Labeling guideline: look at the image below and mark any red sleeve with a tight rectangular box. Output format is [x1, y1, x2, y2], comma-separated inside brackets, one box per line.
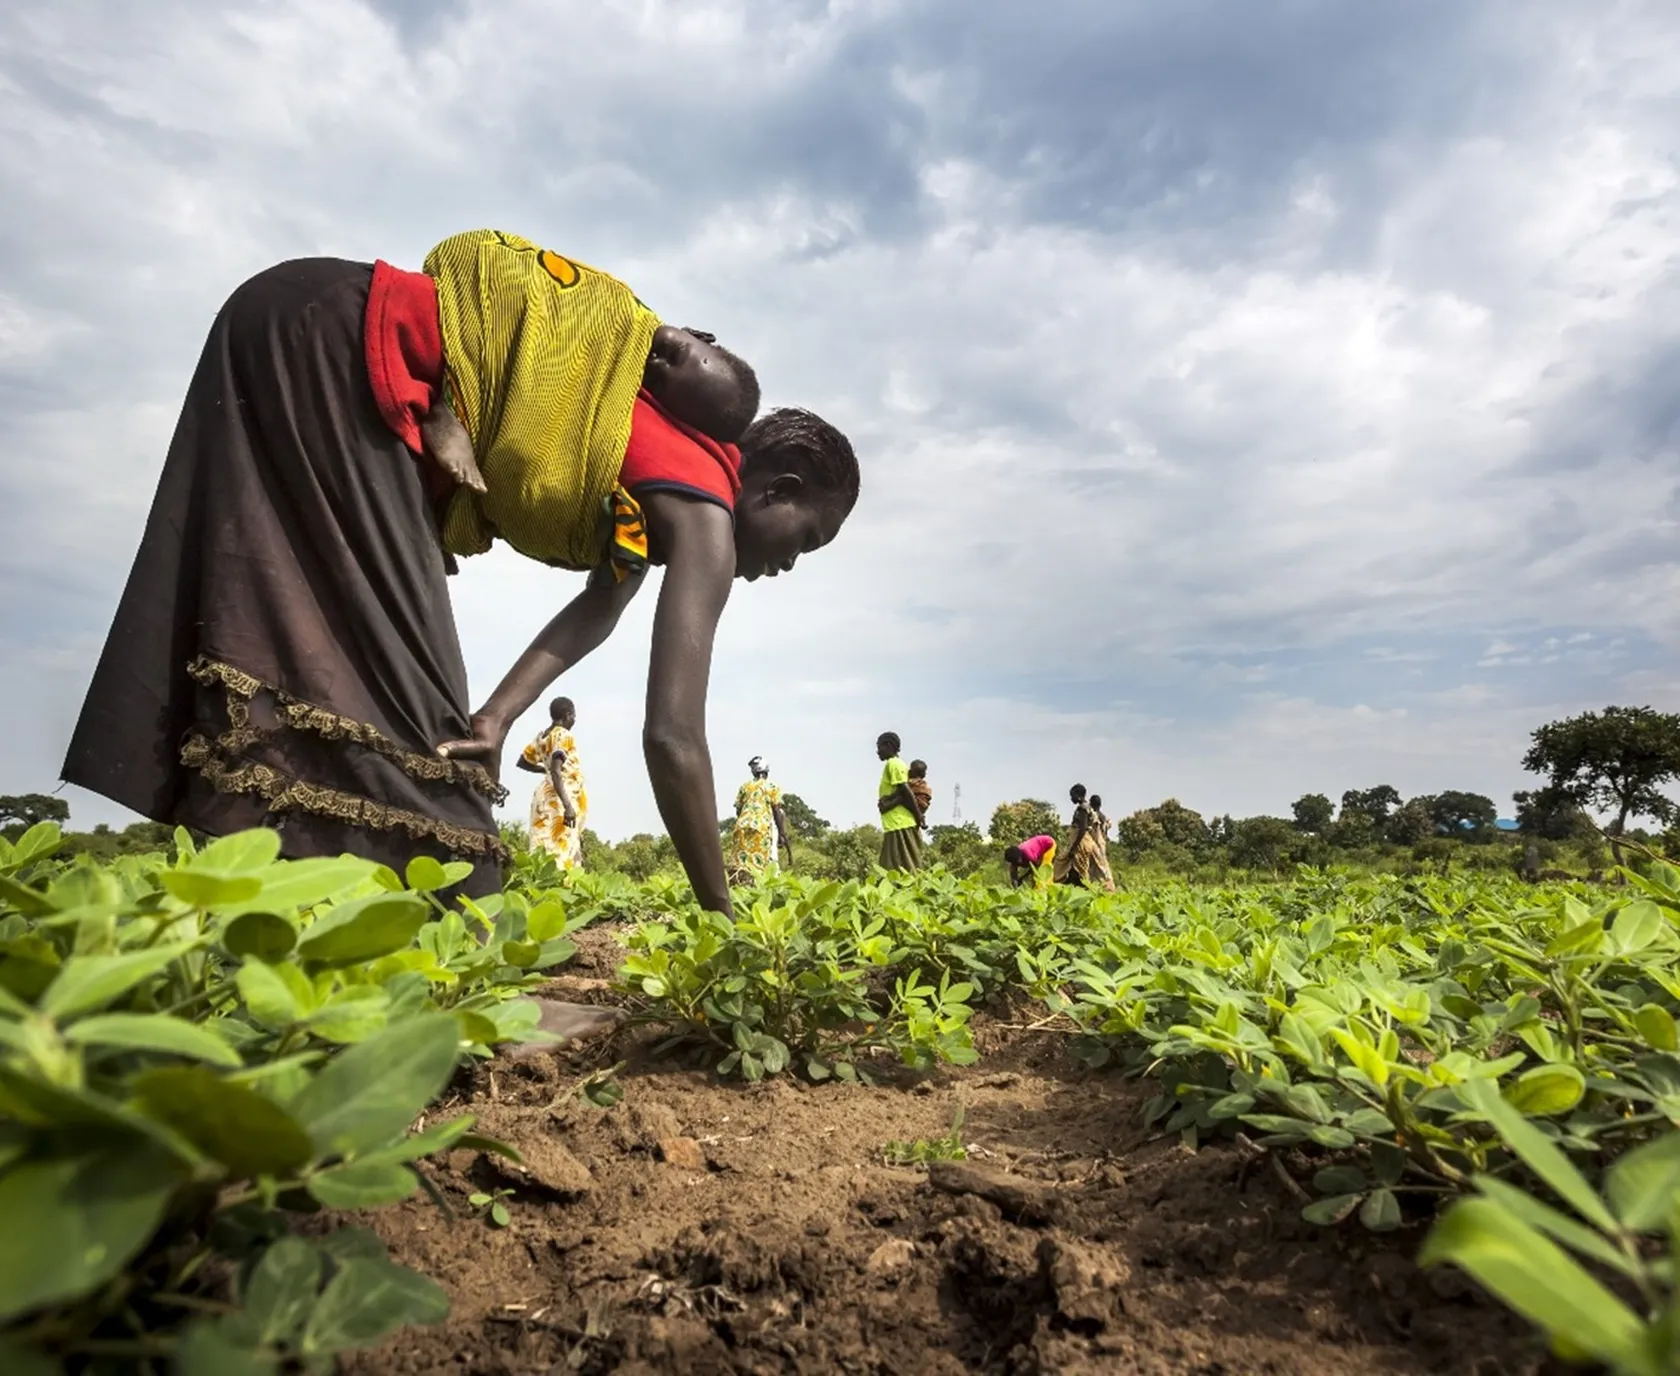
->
[618, 391, 743, 513]
[363, 260, 443, 453]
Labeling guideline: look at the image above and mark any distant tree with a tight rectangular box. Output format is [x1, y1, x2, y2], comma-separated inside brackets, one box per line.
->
[1523, 706, 1680, 864]
[1426, 790, 1498, 842]
[614, 833, 675, 881]
[579, 828, 610, 869]
[1512, 787, 1594, 840]
[1228, 816, 1301, 873]
[1115, 807, 1164, 857]
[1115, 799, 1209, 858]
[1385, 798, 1436, 846]
[928, 822, 989, 877]
[1331, 785, 1402, 847]
[820, 825, 884, 882]
[779, 793, 831, 841]
[1291, 793, 1335, 834]
[988, 799, 1061, 846]
[1151, 799, 1211, 853]
[1339, 785, 1401, 826]
[0, 793, 70, 833]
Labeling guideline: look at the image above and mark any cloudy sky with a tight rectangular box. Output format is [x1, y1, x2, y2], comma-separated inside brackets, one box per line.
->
[3, 0, 1677, 841]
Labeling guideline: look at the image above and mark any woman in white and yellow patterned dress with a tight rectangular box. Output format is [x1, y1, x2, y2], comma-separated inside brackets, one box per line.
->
[725, 756, 793, 884]
[516, 697, 588, 868]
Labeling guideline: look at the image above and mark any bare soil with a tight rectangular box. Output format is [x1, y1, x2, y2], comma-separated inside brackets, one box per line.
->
[343, 924, 1562, 1375]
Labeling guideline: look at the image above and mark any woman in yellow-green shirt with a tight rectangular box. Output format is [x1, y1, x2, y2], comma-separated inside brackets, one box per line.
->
[875, 731, 925, 872]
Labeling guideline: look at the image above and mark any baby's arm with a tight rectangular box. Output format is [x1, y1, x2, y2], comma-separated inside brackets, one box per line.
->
[419, 399, 486, 494]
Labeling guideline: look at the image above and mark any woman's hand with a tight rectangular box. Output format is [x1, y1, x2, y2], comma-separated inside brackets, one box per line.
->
[436, 712, 509, 783]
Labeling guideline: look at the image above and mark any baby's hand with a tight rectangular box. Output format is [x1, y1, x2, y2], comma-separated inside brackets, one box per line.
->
[420, 400, 486, 494]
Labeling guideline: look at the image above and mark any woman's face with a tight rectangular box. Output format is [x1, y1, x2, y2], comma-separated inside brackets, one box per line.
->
[733, 474, 847, 582]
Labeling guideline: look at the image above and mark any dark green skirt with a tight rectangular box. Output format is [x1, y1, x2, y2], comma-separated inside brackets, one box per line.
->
[879, 825, 924, 873]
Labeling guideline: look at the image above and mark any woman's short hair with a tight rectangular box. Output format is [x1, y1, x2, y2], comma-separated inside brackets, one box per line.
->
[877, 731, 901, 754]
[740, 407, 859, 515]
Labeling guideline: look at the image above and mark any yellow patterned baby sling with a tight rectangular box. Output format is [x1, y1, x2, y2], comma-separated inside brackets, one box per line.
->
[424, 230, 661, 568]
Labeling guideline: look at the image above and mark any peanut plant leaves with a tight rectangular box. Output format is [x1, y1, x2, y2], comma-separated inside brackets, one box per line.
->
[0, 1145, 181, 1324]
[1419, 1198, 1655, 1375]
[133, 1066, 315, 1178]
[300, 1257, 449, 1354]
[287, 1016, 461, 1159]
[296, 896, 430, 968]
[242, 1236, 321, 1346]
[66, 1013, 241, 1067]
[40, 943, 198, 1020]
[223, 911, 297, 962]
[1458, 1079, 1616, 1231]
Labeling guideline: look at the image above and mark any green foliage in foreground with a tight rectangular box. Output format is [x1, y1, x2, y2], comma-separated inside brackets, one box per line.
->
[618, 861, 1680, 1366]
[9, 811, 1680, 1372]
[0, 823, 580, 1372]
[1421, 1079, 1680, 1375]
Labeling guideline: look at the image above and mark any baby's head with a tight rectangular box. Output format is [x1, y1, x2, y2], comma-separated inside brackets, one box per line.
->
[644, 325, 760, 443]
[1089, 793, 1102, 811]
[909, 759, 928, 780]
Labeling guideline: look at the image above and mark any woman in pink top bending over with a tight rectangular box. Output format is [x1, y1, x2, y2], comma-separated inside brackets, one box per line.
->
[1004, 834, 1057, 888]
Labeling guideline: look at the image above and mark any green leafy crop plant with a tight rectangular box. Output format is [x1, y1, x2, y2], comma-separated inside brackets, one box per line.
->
[619, 878, 980, 1081]
[0, 822, 581, 1372]
[619, 861, 1680, 1366]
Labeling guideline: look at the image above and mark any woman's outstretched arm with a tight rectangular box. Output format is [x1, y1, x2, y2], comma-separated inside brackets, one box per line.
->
[437, 569, 644, 777]
[638, 492, 735, 914]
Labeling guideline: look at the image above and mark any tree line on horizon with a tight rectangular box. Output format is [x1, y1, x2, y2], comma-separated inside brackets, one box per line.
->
[9, 704, 1678, 882]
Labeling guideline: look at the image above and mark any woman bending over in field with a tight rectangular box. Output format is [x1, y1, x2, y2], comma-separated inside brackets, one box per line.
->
[64, 228, 858, 912]
[1005, 834, 1057, 888]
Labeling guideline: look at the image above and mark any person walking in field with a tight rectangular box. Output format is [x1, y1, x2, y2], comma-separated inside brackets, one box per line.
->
[1087, 792, 1117, 891]
[1054, 783, 1108, 888]
[516, 697, 587, 869]
[1004, 833, 1057, 887]
[875, 732, 924, 872]
[725, 755, 793, 884]
[61, 227, 858, 912]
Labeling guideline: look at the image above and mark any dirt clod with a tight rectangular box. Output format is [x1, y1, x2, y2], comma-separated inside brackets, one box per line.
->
[927, 1159, 1058, 1224]
[628, 1101, 684, 1147]
[865, 1238, 918, 1279]
[656, 1137, 706, 1172]
[486, 1132, 592, 1198]
[1039, 1235, 1127, 1332]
